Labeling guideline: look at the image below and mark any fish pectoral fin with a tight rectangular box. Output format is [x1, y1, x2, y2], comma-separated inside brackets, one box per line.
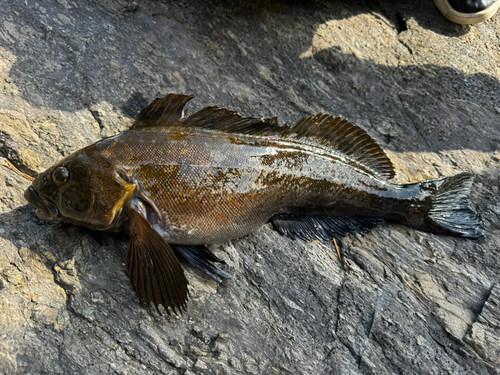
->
[126, 209, 189, 314]
[130, 93, 194, 129]
[270, 215, 384, 241]
[171, 244, 231, 283]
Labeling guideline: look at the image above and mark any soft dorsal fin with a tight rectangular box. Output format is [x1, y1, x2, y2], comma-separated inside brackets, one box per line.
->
[130, 93, 194, 130]
[287, 114, 395, 180]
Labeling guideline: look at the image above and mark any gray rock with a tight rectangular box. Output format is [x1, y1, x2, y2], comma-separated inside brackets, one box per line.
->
[0, 0, 499, 374]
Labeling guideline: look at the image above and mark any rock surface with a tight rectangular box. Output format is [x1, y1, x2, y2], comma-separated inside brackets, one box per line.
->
[1, 0, 500, 374]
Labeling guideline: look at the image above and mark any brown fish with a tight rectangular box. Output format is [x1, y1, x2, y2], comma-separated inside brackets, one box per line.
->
[24, 94, 483, 312]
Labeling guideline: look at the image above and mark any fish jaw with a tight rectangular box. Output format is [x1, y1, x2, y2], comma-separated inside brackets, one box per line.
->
[24, 186, 61, 222]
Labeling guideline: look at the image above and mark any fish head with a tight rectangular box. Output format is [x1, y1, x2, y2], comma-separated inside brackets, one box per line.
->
[24, 145, 136, 231]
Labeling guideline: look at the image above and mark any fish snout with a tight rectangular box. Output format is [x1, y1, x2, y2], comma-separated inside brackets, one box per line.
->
[24, 186, 60, 221]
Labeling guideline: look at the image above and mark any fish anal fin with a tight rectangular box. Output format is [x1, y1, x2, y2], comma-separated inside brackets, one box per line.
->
[270, 215, 383, 241]
[131, 93, 194, 130]
[126, 209, 189, 313]
[171, 244, 231, 283]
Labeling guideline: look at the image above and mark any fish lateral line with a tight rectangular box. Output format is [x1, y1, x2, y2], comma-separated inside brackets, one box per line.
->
[131, 94, 395, 180]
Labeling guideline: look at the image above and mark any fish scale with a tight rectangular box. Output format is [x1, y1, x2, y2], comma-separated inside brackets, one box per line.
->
[97, 126, 396, 244]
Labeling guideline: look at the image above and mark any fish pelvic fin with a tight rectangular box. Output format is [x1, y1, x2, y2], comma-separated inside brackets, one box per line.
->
[418, 173, 483, 239]
[270, 215, 383, 241]
[171, 244, 231, 283]
[126, 209, 189, 314]
[131, 93, 194, 130]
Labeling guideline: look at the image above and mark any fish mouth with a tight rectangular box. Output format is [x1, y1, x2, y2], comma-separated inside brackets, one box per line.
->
[24, 186, 60, 221]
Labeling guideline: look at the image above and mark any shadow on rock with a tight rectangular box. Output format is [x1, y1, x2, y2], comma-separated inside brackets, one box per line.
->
[0, 0, 497, 158]
[0, 205, 134, 311]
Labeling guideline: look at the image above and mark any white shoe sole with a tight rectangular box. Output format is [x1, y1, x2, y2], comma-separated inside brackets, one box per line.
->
[433, 0, 500, 24]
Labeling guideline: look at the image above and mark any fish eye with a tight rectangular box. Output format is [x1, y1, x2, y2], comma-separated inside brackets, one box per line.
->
[53, 166, 70, 184]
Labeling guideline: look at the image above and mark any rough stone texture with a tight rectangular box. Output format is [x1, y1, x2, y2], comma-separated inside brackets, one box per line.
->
[1, 0, 499, 374]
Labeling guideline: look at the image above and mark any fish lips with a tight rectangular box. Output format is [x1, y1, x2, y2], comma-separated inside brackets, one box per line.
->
[24, 186, 60, 221]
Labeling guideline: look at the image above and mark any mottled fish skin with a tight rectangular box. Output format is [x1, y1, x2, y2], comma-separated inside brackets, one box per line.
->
[23, 93, 483, 311]
[93, 127, 414, 244]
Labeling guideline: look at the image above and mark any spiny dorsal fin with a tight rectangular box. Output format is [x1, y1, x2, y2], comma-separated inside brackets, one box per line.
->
[131, 93, 194, 130]
[179, 106, 280, 135]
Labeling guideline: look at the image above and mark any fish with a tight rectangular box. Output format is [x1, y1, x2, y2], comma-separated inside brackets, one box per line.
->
[24, 93, 483, 312]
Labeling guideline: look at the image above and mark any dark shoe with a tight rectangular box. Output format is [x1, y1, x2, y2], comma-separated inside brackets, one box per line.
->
[434, 0, 500, 24]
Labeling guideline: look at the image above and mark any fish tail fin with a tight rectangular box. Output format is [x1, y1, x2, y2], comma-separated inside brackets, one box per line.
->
[416, 173, 483, 238]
